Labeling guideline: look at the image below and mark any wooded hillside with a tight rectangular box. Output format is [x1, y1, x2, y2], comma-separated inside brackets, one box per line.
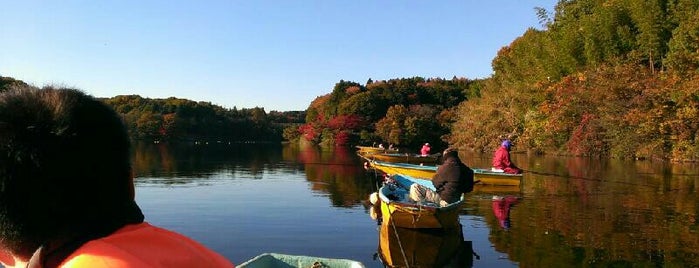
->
[450, 0, 699, 161]
[296, 0, 699, 161]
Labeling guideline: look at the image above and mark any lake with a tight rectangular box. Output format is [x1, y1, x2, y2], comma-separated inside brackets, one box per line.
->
[131, 142, 698, 267]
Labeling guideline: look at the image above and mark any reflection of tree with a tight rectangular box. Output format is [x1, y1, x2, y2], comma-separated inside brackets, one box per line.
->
[131, 142, 288, 185]
[484, 155, 699, 267]
[293, 143, 378, 207]
[133, 141, 378, 207]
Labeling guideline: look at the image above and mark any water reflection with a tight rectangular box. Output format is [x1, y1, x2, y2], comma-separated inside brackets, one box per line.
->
[132, 142, 380, 208]
[491, 195, 519, 230]
[131, 143, 699, 266]
[132, 142, 288, 181]
[377, 224, 476, 267]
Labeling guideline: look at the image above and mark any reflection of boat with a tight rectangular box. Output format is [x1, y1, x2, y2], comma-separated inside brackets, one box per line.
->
[472, 184, 521, 193]
[378, 224, 475, 268]
[473, 168, 523, 186]
[368, 159, 437, 180]
[355, 145, 398, 154]
[363, 152, 440, 165]
[238, 253, 365, 268]
[377, 174, 462, 229]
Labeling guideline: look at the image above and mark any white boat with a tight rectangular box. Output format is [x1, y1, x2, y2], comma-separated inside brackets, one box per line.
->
[238, 253, 365, 268]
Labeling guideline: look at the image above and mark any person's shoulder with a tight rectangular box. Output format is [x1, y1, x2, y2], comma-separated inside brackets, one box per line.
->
[65, 223, 234, 267]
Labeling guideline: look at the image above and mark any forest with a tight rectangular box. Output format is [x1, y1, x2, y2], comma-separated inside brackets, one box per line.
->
[3, 0, 699, 161]
[0, 76, 305, 143]
[291, 0, 699, 161]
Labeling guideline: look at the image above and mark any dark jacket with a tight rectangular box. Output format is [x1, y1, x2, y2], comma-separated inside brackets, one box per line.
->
[431, 151, 474, 203]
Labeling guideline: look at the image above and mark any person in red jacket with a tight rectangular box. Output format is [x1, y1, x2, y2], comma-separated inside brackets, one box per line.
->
[420, 143, 431, 156]
[491, 140, 522, 174]
[0, 86, 233, 268]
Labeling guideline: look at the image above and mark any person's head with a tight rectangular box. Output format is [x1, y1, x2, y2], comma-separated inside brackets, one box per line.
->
[501, 140, 512, 150]
[0, 85, 141, 258]
[441, 148, 461, 163]
[424, 143, 430, 147]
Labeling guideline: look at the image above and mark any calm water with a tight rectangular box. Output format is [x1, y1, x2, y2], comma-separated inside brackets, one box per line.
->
[131, 142, 699, 267]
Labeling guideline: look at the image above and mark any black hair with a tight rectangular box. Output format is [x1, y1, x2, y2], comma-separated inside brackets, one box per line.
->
[0, 85, 142, 258]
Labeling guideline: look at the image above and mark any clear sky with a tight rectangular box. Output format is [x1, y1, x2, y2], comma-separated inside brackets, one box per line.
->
[0, 0, 557, 112]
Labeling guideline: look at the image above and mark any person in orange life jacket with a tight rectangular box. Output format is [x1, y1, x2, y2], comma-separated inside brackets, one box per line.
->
[0, 86, 233, 268]
[409, 148, 474, 206]
[491, 140, 522, 174]
[420, 143, 431, 156]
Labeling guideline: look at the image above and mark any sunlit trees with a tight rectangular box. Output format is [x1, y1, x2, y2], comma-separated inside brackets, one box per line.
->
[449, 0, 699, 161]
[297, 77, 473, 148]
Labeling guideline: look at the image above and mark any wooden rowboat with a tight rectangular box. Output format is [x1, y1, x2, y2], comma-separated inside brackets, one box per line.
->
[377, 174, 462, 229]
[368, 159, 438, 180]
[473, 168, 523, 186]
[238, 253, 365, 268]
[355, 145, 398, 154]
[364, 152, 440, 165]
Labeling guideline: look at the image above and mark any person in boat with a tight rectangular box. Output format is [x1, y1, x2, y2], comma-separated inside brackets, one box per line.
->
[420, 143, 431, 156]
[0, 86, 233, 268]
[491, 140, 522, 174]
[409, 148, 474, 206]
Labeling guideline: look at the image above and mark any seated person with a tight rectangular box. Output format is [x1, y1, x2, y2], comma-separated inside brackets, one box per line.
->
[0, 86, 233, 268]
[420, 143, 431, 156]
[492, 140, 522, 174]
[409, 148, 474, 206]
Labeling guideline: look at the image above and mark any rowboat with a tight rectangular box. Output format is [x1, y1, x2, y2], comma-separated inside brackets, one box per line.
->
[473, 168, 523, 186]
[378, 224, 474, 268]
[375, 174, 462, 229]
[238, 253, 365, 268]
[363, 152, 440, 165]
[355, 145, 398, 154]
[368, 159, 437, 180]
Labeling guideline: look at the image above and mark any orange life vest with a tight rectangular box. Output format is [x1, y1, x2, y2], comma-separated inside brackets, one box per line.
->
[59, 222, 234, 267]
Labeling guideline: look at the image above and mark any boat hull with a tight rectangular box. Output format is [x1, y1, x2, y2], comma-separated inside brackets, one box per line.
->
[473, 168, 523, 186]
[238, 253, 365, 268]
[378, 174, 462, 229]
[366, 153, 439, 165]
[369, 160, 437, 180]
[355, 146, 398, 154]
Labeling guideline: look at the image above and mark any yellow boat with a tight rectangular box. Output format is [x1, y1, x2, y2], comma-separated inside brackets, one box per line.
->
[368, 160, 438, 180]
[355, 145, 398, 154]
[473, 168, 523, 186]
[377, 174, 462, 229]
[364, 152, 440, 165]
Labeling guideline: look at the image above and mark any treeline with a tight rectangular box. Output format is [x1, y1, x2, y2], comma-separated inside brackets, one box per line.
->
[0, 77, 306, 143]
[103, 95, 305, 143]
[285, 77, 480, 150]
[292, 0, 699, 161]
[450, 0, 699, 161]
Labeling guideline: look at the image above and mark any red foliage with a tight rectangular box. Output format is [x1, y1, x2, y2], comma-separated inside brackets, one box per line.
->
[334, 131, 350, 146]
[326, 115, 363, 130]
[567, 113, 607, 156]
[298, 124, 319, 142]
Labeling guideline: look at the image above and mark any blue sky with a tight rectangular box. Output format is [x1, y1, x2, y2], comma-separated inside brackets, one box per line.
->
[0, 1, 557, 112]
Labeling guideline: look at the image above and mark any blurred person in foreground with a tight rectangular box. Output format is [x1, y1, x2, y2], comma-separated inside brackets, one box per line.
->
[0, 85, 234, 268]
